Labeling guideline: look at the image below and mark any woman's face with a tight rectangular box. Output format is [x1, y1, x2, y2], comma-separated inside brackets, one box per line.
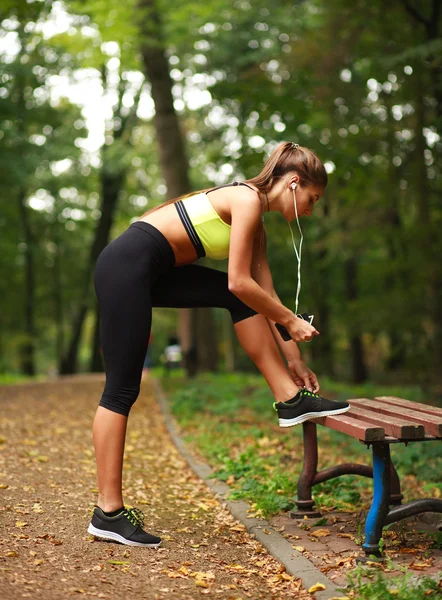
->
[292, 183, 324, 219]
[286, 177, 325, 221]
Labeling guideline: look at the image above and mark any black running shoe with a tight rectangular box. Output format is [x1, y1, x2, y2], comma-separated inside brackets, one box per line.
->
[88, 506, 161, 547]
[274, 388, 350, 427]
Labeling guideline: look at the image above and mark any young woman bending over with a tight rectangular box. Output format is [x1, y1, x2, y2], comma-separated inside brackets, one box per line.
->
[88, 142, 350, 547]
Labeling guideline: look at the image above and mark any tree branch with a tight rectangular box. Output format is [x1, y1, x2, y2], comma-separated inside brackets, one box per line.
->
[400, 0, 430, 29]
[431, 0, 440, 37]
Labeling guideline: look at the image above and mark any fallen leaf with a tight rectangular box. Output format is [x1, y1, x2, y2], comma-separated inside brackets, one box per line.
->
[15, 521, 28, 528]
[293, 546, 305, 553]
[229, 525, 245, 532]
[5, 551, 19, 557]
[410, 560, 433, 570]
[0, 484, 9, 489]
[308, 582, 326, 593]
[226, 564, 246, 571]
[107, 560, 130, 565]
[311, 528, 331, 538]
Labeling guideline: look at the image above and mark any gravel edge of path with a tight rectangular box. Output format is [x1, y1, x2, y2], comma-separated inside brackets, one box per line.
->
[152, 377, 342, 600]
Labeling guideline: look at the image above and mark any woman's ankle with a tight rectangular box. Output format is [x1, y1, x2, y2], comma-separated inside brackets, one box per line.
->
[275, 386, 300, 403]
[97, 496, 125, 513]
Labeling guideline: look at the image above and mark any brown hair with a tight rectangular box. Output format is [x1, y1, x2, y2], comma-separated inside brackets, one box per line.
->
[245, 141, 328, 192]
[140, 141, 327, 218]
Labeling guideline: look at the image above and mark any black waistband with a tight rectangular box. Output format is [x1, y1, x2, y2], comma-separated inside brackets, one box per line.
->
[129, 221, 176, 266]
[175, 201, 206, 259]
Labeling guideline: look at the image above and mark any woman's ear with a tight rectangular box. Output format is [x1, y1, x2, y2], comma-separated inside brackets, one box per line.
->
[289, 175, 300, 190]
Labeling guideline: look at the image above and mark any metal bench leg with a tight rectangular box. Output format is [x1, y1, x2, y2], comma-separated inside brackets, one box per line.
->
[291, 421, 321, 518]
[362, 443, 391, 558]
[390, 461, 403, 505]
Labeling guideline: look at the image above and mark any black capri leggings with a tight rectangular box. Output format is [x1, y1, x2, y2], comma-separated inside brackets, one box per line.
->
[94, 222, 257, 416]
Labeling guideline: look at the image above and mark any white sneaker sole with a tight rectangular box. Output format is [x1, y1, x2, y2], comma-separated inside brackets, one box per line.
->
[87, 523, 161, 548]
[278, 405, 350, 428]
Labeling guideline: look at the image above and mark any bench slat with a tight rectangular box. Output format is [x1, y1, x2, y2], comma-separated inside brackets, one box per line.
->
[311, 413, 385, 442]
[349, 399, 442, 437]
[375, 396, 442, 418]
[347, 405, 424, 439]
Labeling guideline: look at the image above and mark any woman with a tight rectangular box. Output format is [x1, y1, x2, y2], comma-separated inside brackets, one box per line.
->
[88, 142, 350, 547]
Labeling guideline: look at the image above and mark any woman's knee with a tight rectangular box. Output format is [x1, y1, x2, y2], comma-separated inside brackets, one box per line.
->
[229, 299, 258, 324]
[98, 382, 140, 417]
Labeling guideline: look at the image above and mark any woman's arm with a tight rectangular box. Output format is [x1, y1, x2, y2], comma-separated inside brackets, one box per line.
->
[228, 190, 318, 343]
[250, 223, 302, 360]
[250, 224, 320, 391]
[228, 192, 293, 325]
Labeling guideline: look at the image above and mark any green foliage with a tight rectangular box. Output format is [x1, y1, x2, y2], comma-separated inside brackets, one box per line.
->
[345, 564, 442, 600]
[1, 0, 442, 381]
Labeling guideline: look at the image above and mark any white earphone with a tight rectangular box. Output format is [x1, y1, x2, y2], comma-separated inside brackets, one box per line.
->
[288, 180, 303, 315]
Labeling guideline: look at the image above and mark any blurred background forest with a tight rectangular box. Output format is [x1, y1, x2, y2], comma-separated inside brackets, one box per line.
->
[1, 0, 441, 389]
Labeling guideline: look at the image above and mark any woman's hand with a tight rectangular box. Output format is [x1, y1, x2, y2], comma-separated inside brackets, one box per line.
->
[286, 315, 319, 343]
[287, 358, 320, 393]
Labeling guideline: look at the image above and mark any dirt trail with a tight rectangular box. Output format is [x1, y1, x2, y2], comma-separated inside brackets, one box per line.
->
[0, 376, 311, 599]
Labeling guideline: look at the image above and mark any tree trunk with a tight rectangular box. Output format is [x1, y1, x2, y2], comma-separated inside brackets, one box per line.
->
[17, 188, 36, 376]
[222, 311, 235, 372]
[89, 303, 103, 372]
[59, 171, 124, 374]
[383, 92, 407, 371]
[53, 220, 64, 372]
[15, 22, 36, 376]
[345, 256, 367, 383]
[194, 308, 219, 371]
[401, 0, 442, 378]
[310, 203, 334, 376]
[138, 0, 218, 375]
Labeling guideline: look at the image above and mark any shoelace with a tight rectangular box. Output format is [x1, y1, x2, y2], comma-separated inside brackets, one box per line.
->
[273, 388, 321, 411]
[124, 507, 145, 528]
[300, 388, 321, 399]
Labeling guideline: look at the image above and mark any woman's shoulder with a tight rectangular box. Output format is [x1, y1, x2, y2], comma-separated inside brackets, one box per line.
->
[229, 182, 261, 210]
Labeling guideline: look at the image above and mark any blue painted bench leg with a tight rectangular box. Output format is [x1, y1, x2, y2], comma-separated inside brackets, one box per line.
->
[362, 443, 391, 557]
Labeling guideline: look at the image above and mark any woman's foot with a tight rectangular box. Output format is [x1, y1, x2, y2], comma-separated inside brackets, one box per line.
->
[274, 388, 350, 427]
[88, 506, 161, 547]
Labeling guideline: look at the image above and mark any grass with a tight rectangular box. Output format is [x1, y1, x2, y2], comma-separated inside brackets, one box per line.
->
[0, 373, 46, 385]
[344, 563, 441, 599]
[159, 371, 442, 518]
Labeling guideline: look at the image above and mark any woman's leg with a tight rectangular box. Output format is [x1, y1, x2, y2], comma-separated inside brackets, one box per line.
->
[152, 265, 299, 402]
[93, 228, 160, 513]
[234, 314, 299, 402]
[92, 408, 127, 512]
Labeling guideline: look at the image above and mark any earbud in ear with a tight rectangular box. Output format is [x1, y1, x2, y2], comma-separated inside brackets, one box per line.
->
[291, 182, 297, 191]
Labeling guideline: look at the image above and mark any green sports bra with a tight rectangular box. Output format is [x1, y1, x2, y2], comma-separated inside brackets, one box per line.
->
[175, 182, 255, 260]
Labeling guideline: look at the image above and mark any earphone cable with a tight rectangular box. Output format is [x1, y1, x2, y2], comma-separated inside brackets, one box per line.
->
[288, 188, 303, 315]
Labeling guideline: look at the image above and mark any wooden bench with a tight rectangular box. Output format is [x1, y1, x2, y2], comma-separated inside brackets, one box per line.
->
[291, 396, 442, 558]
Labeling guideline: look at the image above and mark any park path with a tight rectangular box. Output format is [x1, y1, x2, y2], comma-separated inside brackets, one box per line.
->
[0, 375, 311, 600]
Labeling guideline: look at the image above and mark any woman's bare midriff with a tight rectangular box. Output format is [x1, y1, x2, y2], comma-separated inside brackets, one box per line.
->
[137, 186, 255, 265]
[137, 203, 198, 266]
